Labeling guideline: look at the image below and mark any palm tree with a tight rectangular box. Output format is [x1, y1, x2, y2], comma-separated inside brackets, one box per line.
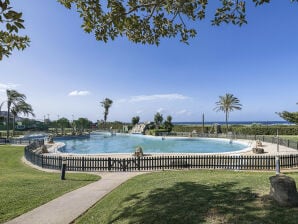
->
[6, 90, 26, 138]
[0, 101, 5, 123]
[56, 117, 70, 135]
[11, 100, 35, 136]
[132, 116, 140, 126]
[164, 115, 173, 132]
[214, 93, 242, 132]
[100, 98, 113, 128]
[154, 112, 163, 129]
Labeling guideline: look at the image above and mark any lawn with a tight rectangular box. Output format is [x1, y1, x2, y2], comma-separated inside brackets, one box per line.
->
[75, 170, 298, 224]
[0, 145, 100, 223]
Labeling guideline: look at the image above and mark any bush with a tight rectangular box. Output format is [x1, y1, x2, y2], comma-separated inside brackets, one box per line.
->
[231, 126, 298, 135]
[171, 125, 298, 136]
[172, 126, 208, 133]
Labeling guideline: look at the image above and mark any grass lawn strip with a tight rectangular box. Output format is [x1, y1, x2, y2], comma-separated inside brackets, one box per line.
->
[0, 145, 100, 223]
[76, 170, 298, 224]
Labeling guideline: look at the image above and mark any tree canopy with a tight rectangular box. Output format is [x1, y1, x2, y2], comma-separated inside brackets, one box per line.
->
[57, 0, 298, 45]
[100, 98, 113, 125]
[132, 116, 140, 125]
[0, 0, 29, 60]
[154, 112, 163, 127]
[214, 93, 242, 131]
[164, 115, 173, 132]
[2, 0, 298, 59]
[4, 89, 31, 138]
[277, 111, 298, 125]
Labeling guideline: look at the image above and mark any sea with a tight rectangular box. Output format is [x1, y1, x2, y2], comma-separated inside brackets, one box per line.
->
[173, 121, 293, 126]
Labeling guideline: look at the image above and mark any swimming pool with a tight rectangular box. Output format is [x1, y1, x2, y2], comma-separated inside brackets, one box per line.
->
[57, 132, 248, 154]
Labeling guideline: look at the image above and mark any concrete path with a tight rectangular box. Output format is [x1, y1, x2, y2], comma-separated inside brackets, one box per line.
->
[6, 172, 145, 224]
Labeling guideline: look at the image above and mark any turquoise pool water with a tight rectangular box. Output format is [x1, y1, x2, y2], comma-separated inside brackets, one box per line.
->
[57, 132, 248, 154]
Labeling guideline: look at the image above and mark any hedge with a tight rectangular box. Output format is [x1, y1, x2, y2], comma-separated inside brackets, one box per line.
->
[172, 125, 298, 135]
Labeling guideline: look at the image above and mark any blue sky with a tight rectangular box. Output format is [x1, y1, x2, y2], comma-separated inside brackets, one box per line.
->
[1, 1, 298, 123]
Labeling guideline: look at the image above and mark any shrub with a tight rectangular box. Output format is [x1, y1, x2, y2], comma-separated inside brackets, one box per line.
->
[231, 126, 298, 135]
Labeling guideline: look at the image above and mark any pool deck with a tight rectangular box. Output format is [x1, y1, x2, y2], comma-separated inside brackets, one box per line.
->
[45, 138, 298, 158]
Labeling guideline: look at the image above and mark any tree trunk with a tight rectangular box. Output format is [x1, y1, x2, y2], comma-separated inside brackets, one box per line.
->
[6, 103, 10, 139]
[12, 115, 15, 137]
[225, 111, 228, 133]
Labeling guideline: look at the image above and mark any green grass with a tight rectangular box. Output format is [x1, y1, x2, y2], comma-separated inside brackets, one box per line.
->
[76, 170, 298, 224]
[0, 145, 100, 223]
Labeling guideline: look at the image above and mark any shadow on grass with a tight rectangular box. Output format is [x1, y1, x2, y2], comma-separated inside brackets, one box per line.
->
[111, 181, 298, 224]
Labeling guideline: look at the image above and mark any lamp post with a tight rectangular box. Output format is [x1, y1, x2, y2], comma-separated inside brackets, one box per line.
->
[61, 158, 67, 180]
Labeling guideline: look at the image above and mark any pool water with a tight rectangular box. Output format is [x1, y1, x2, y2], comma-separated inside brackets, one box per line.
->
[57, 132, 248, 154]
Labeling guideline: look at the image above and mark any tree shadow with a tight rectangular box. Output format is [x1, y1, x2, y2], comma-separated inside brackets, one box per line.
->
[110, 181, 298, 224]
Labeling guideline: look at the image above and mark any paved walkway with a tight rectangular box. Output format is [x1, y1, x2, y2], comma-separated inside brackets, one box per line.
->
[6, 172, 145, 224]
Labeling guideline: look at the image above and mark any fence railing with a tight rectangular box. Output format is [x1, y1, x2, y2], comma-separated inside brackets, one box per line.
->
[10, 138, 45, 145]
[25, 150, 298, 172]
[24, 134, 298, 172]
[0, 137, 7, 144]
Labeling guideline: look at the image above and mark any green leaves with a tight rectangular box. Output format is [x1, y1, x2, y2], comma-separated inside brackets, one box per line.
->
[0, 0, 30, 60]
[0, 31, 30, 60]
[277, 111, 298, 125]
[57, 0, 210, 45]
[1, 0, 297, 59]
[212, 0, 248, 26]
[57, 0, 283, 45]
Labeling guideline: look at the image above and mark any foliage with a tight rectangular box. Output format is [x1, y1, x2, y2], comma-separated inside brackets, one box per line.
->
[232, 125, 298, 135]
[172, 124, 298, 136]
[172, 125, 206, 133]
[57, 0, 297, 45]
[164, 115, 173, 132]
[277, 111, 298, 125]
[214, 93, 242, 131]
[100, 98, 113, 126]
[0, 145, 99, 223]
[131, 116, 140, 125]
[2, 1, 298, 58]
[97, 121, 125, 130]
[4, 89, 29, 138]
[279, 135, 298, 142]
[154, 112, 163, 127]
[17, 118, 47, 131]
[146, 128, 168, 136]
[73, 117, 91, 132]
[75, 170, 298, 224]
[56, 117, 70, 134]
[10, 100, 34, 136]
[0, 0, 30, 60]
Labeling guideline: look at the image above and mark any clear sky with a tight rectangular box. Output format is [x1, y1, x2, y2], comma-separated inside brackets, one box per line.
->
[1, 1, 298, 123]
